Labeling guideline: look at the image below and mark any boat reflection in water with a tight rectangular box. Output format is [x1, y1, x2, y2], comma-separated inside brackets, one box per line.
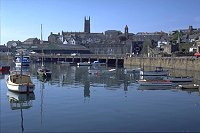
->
[84, 80, 90, 97]
[7, 91, 35, 132]
[137, 84, 173, 90]
[177, 83, 200, 95]
[37, 75, 51, 83]
[37, 74, 51, 125]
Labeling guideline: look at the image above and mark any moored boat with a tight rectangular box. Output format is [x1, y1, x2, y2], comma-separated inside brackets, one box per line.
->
[164, 76, 193, 82]
[6, 71, 35, 93]
[138, 85, 173, 90]
[178, 84, 199, 90]
[140, 67, 169, 76]
[37, 24, 52, 79]
[91, 61, 106, 66]
[37, 65, 52, 78]
[14, 55, 30, 67]
[77, 62, 92, 66]
[88, 68, 116, 75]
[0, 65, 10, 74]
[138, 79, 172, 86]
[124, 68, 141, 74]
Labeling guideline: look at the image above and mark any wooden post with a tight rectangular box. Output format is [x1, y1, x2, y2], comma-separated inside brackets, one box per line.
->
[116, 59, 118, 67]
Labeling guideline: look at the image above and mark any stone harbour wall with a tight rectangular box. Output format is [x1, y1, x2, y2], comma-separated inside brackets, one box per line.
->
[124, 57, 200, 71]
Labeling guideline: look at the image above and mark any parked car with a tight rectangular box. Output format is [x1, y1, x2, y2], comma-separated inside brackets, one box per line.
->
[71, 53, 80, 56]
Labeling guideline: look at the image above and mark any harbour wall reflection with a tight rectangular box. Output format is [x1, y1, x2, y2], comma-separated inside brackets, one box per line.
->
[4, 61, 200, 95]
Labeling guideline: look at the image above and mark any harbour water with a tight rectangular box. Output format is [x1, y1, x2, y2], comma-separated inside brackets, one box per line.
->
[1, 60, 200, 132]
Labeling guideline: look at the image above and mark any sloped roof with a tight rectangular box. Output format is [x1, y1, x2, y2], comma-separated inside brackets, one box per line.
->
[24, 38, 38, 42]
[31, 44, 89, 51]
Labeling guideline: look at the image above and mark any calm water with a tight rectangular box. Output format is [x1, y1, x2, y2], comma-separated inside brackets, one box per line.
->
[1, 60, 200, 132]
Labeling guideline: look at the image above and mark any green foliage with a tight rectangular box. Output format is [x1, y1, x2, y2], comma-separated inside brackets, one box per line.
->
[170, 30, 183, 42]
[179, 43, 193, 52]
[141, 39, 153, 55]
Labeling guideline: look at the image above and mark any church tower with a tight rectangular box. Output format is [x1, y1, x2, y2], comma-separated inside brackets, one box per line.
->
[125, 25, 129, 38]
[84, 16, 90, 33]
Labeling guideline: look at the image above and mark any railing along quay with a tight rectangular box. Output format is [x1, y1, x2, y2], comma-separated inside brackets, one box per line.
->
[29, 53, 200, 70]
[30, 54, 126, 66]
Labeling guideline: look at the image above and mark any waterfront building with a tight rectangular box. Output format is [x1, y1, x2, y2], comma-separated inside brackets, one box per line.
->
[47, 16, 171, 55]
[0, 45, 10, 52]
[23, 38, 40, 45]
[196, 38, 200, 53]
[48, 32, 63, 44]
[6, 15, 200, 57]
[7, 40, 21, 48]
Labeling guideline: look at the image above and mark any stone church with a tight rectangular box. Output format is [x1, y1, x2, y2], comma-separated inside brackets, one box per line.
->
[48, 16, 166, 55]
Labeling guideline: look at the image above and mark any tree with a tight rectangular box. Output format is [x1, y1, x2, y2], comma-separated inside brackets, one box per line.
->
[140, 39, 153, 55]
[170, 30, 183, 43]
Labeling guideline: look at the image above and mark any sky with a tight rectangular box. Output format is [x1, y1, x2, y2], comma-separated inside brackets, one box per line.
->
[1, 0, 200, 45]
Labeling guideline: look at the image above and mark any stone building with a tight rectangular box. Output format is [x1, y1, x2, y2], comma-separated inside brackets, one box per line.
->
[196, 38, 200, 53]
[0, 45, 9, 52]
[23, 38, 40, 45]
[105, 30, 122, 38]
[131, 32, 163, 42]
[7, 40, 22, 48]
[88, 43, 127, 55]
[48, 32, 63, 44]
[47, 16, 172, 55]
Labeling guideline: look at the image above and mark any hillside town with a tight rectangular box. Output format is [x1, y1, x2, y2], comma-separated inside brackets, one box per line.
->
[1, 16, 200, 57]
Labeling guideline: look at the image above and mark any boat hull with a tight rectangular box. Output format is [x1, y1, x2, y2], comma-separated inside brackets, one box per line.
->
[0, 66, 10, 71]
[124, 68, 141, 74]
[6, 80, 35, 93]
[15, 62, 30, 67]
[37, 66, 52, 78]
[138, 85, 172, 90]
[91, 61, 106, 66]
[164, 77, 193, 82]
[0, 65, 10, 74]
[37, 71, 52, 78]
[178, 84, 199, 90]
[6, 75, 35, 93]
[140, 71, 168, 76]
[138, 80, 172, 86]
[77, 62, 92, 66]
[15, 55, 30, 66]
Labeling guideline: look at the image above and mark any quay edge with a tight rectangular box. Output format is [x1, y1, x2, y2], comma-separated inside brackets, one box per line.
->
[124, 57, 200, 71]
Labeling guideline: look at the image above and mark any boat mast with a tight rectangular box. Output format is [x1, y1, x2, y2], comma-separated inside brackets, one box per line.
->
[41, 24, 43, 44]
[40, 82, 44, 125]
[41, 24, 44, 67]
[20, 102, 24, 133]
[20, 51, 23, 76]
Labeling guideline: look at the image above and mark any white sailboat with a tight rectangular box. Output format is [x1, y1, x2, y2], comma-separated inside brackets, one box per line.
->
[6, 53, 35, 93]
[37, 24, 52, 78]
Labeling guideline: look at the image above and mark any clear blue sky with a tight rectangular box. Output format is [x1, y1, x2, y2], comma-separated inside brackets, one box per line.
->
[1, 0, 200, 45]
